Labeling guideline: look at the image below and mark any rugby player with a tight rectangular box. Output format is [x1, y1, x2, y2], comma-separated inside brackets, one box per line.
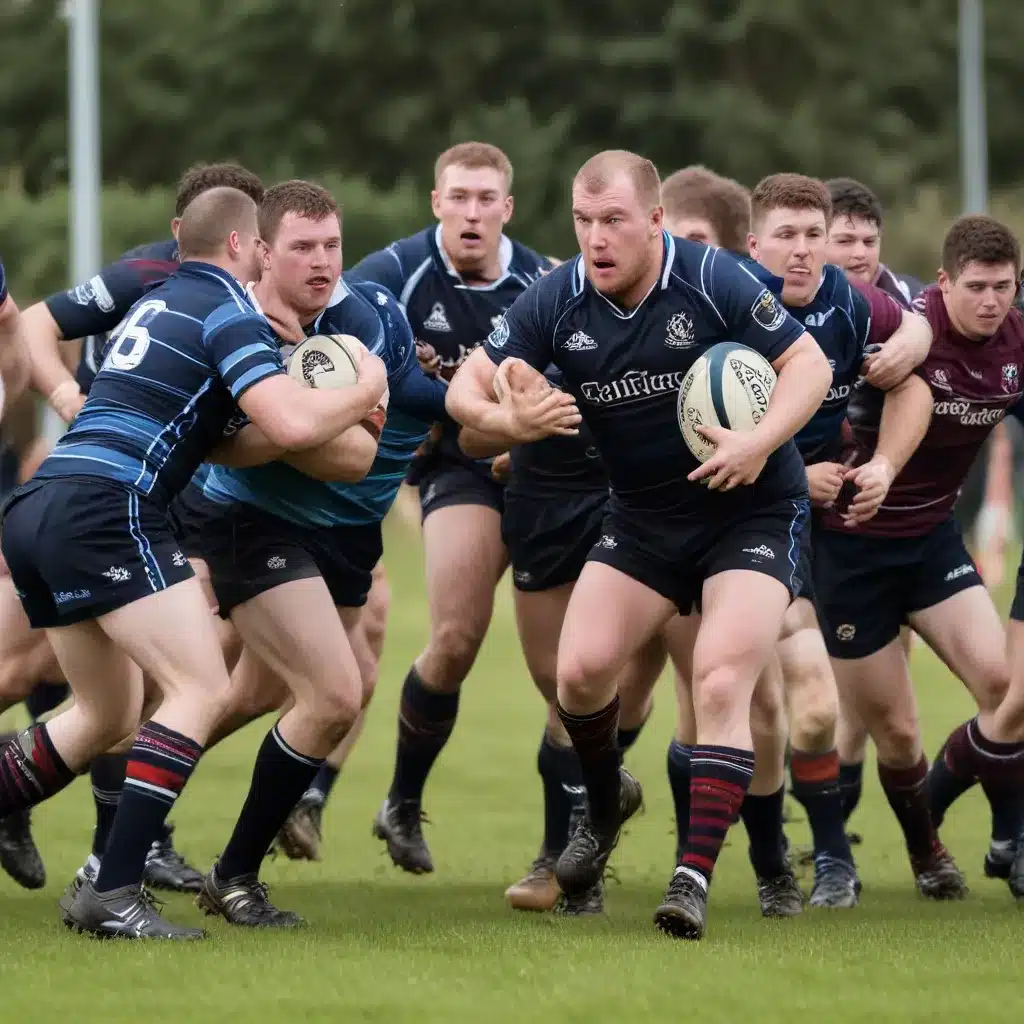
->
[345, 143, 551, 874]
[744, 173, 933, 908]
[2, 163, 265, 895]
[0, 187, 388, 939]
[448, 149, 834, 940]
[815, 214, 1024, 900]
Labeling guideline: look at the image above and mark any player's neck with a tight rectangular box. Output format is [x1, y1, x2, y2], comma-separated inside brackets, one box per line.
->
[611, 244, 663, 311]
[253, 279, 321, 343]
[440, 239, 502, 286]
[182, 254, 242, 282]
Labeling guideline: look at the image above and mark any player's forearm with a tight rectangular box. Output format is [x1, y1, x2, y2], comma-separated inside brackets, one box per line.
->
[753, 345, 832, 456]
[0, 304, 31, 408]
[458, 425, 511, 459]
[288, 382, 383, 450]
[874, 374, 932, 475]
[22, 302, 80, 401]
[446, 356, 511, 437]
[284, 426, 378, 482]
[207, 424, 285, 468]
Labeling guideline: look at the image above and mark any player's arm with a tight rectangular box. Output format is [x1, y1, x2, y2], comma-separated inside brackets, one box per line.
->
[0, 288, 31, 413]
[458, 426, 511, 459]
[853, 283, 933, 390]
[841, 373, 933, 526]
[19, 301, 84, 421]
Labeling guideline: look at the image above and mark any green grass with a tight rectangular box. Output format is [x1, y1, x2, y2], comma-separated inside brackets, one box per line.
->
[1, 517, 1020, 1023]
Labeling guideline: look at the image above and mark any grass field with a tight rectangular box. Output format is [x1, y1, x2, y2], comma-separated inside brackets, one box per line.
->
[1, 514, 1020, 1023]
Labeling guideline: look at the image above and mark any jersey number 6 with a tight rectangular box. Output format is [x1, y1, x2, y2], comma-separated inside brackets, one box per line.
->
[105, 298, 167, 372]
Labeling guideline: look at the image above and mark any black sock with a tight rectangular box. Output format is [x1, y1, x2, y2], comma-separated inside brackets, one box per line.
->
[928, 722, 977, 827]
[838, 761, 864, 823]
[218, 723, 323, 880]
[790, 748, 852, 863]
[557, 696, 621, 833]
[963, 720, 1024, 847]
[0, 723, 77, 817]
[739, 786, 788, 878]
[388, 667, 460, 805]
[89, 753, 127, 858]
[877, 756, 937, 861]
[537, 731, 585, 856]
[95, 723, 202, 893]
[667, 740, 693, 860]
[308, 762, 341, 804]
[617, 717, 648, 760]
[23, 682, 70, 722]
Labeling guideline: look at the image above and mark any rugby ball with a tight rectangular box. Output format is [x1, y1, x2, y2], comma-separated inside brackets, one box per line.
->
[678, 343, 777, 463]
[287, 334, 364, 389]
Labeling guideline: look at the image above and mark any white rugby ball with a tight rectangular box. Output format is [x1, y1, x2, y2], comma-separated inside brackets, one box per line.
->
[677, 342, 777, 463]
[287, 334, 363, 389]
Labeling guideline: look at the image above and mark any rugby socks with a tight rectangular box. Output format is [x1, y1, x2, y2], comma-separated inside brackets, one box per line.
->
[217, 723, 322, 880]
[877, 755, 936, 860]
[90, 753, 127, 858]
[388, 667, 460, 805]
[24, 681, 70, 722]
[667, 740, 693, 859]
[537, 731, 585, 856]
[928, 722, 978, 826]
[679, 746, 755, 888]
[790, 748, 853, 862]
[617, 717, 648, 760]
[0, 724, 76, 817]
[305, 762, 341, 805]
[557, 696, 621, 834]
[95, 723, 202, 893]
[838, 760, 864, 823]
[739, 786, 789, 878]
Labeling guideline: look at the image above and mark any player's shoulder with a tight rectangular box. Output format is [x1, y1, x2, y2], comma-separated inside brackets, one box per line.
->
[506, 237, 551, 278]
[386, 227, 437, 273]
[322, 278, 386, 344]
[119, 237, 179, 262]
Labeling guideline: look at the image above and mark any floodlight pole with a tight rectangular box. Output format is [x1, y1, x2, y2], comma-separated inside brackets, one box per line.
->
[959, 0, 988, 213]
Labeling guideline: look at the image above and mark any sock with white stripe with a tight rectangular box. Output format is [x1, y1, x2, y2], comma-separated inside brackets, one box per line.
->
[94, 722, 202, 893]
[216, 723, 324, 880]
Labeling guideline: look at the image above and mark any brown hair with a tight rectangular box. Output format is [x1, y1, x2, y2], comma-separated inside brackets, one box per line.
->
[434, 142, 513, 191]
[573, 150, 661, 212]
[176, 187, 259, 260]
[942, 214, 1022, 279]
[827, 177, 884, 229]
[750, 173, 832, 229]
[662, 165, 750, 253]
[258, 180, 340, 244]
[174, 163, 264, 218]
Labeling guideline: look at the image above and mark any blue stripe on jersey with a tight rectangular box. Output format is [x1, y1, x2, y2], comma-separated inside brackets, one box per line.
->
[217, 342, 272, 377]
[230, 363, 280, 395]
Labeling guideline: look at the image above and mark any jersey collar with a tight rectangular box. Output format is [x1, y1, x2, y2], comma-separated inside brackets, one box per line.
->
[178, 260, 253, 307]
[574, 233, 676, 319]
[433, 225, 514, 289]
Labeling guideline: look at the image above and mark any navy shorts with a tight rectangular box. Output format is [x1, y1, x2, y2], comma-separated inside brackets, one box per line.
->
[1011, 555, 1024, 622]
[168, 481, 224, 560]
[813, 516, 981, 659]
[415, 458, 504, 521]
[1, 477, 194, 628]
[199, 500, 383, 617]
[503, 488, 608, 592]
[586, 497, 811, 615]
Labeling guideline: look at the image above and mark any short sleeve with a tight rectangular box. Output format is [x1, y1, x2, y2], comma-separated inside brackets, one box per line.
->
[345, 247, 407, 298]
[45, 258, 176, 340]
[482, 283, 552, 371]
[851, 280, 905, 349]
[706, 249, 806, 362]
[202, 304, 285, 400]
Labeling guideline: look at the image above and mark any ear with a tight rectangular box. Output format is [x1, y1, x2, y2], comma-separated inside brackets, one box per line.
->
[430, 189, 442, 220]
[259, 238, 272, 271]
[170, 217, 181, 240]
[746, 232, 759, 259]
[227, 230, 241, 256]
[937, 268, 951, 292]
[501, 194, 514, 226]
[650, 204, 664, 234]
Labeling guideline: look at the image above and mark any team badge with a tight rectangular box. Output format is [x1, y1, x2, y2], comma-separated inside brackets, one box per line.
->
[69, 275, 115, 313]
[1001, 363, 1019, 393]
[930, 367, 952, 392]
[751, 289, 786, 331]
[664, 312, 695, 349]
[487, 315, 510, 350]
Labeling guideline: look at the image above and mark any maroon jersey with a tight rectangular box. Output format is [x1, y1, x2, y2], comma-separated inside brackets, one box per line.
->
[824, 284, 1024, 537]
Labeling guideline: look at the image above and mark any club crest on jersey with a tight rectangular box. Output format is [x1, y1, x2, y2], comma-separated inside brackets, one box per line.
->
[664, 311, 695, 349]
[930, 367, 952, 392]
[751, 289, 786, 331]
[1001, 363, 1019, 393]
[69, 274, 115, 313]
[423, 302, 452, 333]
[375, 291, 388, 306]
[804, 309, 834, 327]
[562, 330, 597, 352]
[487, 315, 510, 349]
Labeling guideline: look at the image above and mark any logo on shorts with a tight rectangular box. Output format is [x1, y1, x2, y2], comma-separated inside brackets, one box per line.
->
[562, 330, 597, 352]
[102, 566, 131, 583]
[1001, 363, 1019, 393]
[945, 563, 975, 582]
[423, 302, 452, 333]
[513, 569, 533, 585]
[836, 623, 856, 641]
[751, 289, 787, 332]
[742, 545, 775, 560]
[171, 551, 187, 568]
[376, 291, 388, 306]
[267, 556, 287, 570]
[664, 312, 695, 350]
[597, 534, 617, 550]
[53, 588, 91, 605]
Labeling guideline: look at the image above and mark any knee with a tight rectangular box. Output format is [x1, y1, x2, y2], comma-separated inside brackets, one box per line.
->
[693, 664, 749, 727]
[359, 656, 381, 709]
[557, 641, 616, 704]
[787, 669, 839, 749]
[306, 683, 361, 743]
[749, 680, 787, 744]
[972, 662, 1009, 714]
[85, 688, 146, 751]
[870, 706, 920, 763]
[426, 617, 487, 684]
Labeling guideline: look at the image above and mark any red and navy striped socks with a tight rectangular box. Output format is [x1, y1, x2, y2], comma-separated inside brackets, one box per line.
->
[0, 724, 76, 816]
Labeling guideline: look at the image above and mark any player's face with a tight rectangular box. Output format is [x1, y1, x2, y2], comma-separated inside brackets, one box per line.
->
[664, 215, 720, 248]
[263, 212, 342, 318]
[229, 227, 264, 285]
[748, 206, 828, 307]
[572, 175, 664, 303]
[827, 214, 881, 284]
[939, 260, 1018, 340]
[432, 165, 513, 276]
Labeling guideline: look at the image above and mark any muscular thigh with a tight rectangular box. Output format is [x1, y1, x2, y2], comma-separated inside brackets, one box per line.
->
[514, 583, 574, 703]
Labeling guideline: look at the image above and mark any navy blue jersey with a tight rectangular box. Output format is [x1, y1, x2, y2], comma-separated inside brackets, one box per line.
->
[484, 235, 809, 516]
[348, 225, 550, 474]
[0, 259, 7, 306]
[34, 262, 285, 506]
[45, 239, 180, 391]
[741, 262, 904, 462]
[507, 364, 607, 497]
[202, 280, 446, 527]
